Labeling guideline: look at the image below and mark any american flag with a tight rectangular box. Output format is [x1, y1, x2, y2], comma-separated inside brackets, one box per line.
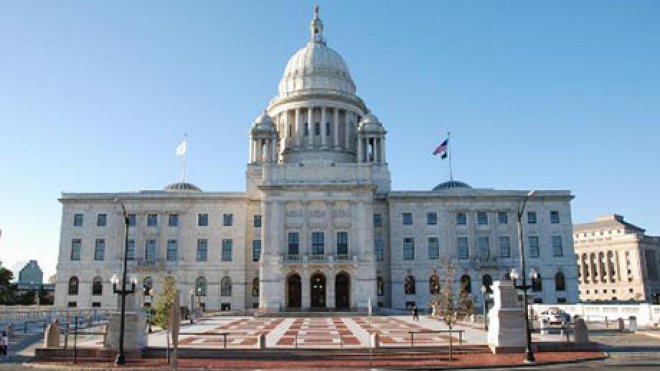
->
[432, 139, 448, 159]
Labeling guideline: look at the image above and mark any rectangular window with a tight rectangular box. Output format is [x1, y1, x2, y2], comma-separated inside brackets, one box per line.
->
[288, 232, 300, 255]
[198, 213, 208, 226]
[312, 232, 325, 255]
[497, 212, 508, 224]
[477, 212, 488, 225]
[97, 213, 106, 227]
[403, 237, 415, 260]
[304, 123, 309, 136]
[373, 213, 383, 227]
[253, 214, 262, 228]
[168, 213, 178, 227]
[402, 213, 413, 225]
[528, 236, 539, 258]
[127, 213, 136, 227]
[375, 239, 384, 261]
[336, 232, 349, 255]
[223, 213, 233, 226]
[527, 211, 537, 224]
[426, 212, 437, 225]
[145, 239, 157, 262]
[550, 211, 560, 224]
[314, 122, 320, 135]
[147, 214, 158, 227]
[457, 237, 469, 259]
[252, 240, 261, 262]
[70, 239, 81, 261]
[73, 213, 83, 227]
[326, 122, 331, 136]
[94, 239, 105, 261]
[478, 236, 490, 258]
[166, 239, 177, 262]
[67, 302, 77, 308]
[552, 235, 563, 257]
[196, 239, 208, 262]
[127, 239, 136, 261]
[427, 237, 439, 259]
[456, 212, 467, 225]
[499, 236, 511, 258]
[221, 239, 233, 261]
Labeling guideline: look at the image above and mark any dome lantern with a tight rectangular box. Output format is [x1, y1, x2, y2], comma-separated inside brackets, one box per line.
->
[310, 5, 325, 45]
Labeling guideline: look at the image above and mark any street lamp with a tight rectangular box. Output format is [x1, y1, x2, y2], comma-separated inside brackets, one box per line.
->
[480, 285, 490, 330]
[513, 189, 536, 363]
[111, 199, 138, 366]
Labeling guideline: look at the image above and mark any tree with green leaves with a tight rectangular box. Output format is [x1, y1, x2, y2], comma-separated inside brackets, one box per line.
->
[433, 259, 475, 360]
[152, 275, 177, 330]
[0, 267, 17, 305]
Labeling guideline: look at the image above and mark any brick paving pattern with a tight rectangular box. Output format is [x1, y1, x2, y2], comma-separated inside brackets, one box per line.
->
[276, 318, 360, 348]
[178, 318, 284, 348]
[352, 316, 461, 346]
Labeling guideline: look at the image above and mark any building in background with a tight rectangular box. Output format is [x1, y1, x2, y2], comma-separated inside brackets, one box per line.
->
[574, 214, 660, 303]
[54, 8, 578, 311]
[17, 260, 43, 286]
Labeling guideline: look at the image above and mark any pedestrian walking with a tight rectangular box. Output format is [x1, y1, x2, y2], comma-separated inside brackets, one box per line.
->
[412, 305, 419, 321]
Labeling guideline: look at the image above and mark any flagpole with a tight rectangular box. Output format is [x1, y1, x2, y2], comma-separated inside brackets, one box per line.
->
[447, 131, 453, 181]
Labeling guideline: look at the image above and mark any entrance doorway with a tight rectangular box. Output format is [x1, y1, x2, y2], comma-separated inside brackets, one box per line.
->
[310, 273, 326, 309]
[287, 274, 301, 309]
[335, 272, 350, 309]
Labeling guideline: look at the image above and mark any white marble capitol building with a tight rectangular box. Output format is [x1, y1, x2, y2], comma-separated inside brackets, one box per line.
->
[54, 8, 578, 312]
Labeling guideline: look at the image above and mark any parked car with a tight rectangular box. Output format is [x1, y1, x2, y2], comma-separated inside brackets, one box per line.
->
[538, 307, 571, 326]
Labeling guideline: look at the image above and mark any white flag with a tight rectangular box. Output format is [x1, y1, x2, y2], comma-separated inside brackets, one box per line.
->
[175, 138, 187, 156]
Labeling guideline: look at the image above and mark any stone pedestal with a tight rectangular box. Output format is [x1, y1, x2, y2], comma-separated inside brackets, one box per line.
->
[104, 311, 147, 351]
[487, 281, 526, 353]
[573, 318, 589, 344]
[44, 322, 60, 347]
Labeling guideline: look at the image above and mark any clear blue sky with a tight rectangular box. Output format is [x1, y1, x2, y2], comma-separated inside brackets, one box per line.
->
[1, 0, 658, 279]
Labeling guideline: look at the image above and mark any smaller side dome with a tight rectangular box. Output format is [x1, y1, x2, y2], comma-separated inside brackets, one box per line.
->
[251, 110, 277, 135]
[432, 180, 472, 191]
[358, 112, 385, 133]
[164, 182, 202, 192]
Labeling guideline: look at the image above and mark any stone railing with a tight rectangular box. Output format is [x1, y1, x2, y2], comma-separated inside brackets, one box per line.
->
[531, 303, 660, 327]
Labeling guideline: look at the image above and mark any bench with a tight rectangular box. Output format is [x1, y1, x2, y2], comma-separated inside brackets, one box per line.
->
[408, 329, 465, 347]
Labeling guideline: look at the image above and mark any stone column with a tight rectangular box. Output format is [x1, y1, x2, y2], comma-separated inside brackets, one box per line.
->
[357, 135, 363, 163]
[295, 108, 301, 148]
[334, 108, 340, 149]
[249, 138, 255, 163]
[381, 138, 387, 163]
[327, 273, 336, 310]
[271, 134, 277, 162]
[321, 106, 327, 148]
[307, 107, 314, 148]
[344, 111, 351, 150]
[302, 269, 310, 309]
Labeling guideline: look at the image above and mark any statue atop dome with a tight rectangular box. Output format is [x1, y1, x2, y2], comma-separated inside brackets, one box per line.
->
[310, 5, 325, 45]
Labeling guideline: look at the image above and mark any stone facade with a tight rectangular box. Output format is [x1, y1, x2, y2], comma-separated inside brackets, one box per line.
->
[54, 8, 578, 312]
[574, 214, 660, 303]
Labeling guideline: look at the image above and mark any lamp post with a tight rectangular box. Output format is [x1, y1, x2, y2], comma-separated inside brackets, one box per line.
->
[189, 289, 195, 324]
[480, 285, 490, 330]
[111, 200, 137, 366]
[513, 190, 536, 363]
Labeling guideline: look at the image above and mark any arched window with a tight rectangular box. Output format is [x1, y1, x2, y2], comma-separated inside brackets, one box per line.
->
[68, 276, 79, 295]
[92, 276, 103, 296]
[429, 275, 440, 295]
[460, 275, 471, 294]
[143, 276, 153, 296]
[252, 277, 259, 297]
[555, 272, 566, 291]
[532, 273, 543, 292]
[377, 276, 384, 296]
[196, 276, 207, 296]
[482, 274, 493, 293]
[221, 276, 232, 297]
[404, 275, 416, 295]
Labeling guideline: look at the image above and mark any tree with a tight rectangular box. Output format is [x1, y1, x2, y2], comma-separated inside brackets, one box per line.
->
[0, 267, 17, 305]
[153, 276, 177, 330]
[433, 259, 475, 360]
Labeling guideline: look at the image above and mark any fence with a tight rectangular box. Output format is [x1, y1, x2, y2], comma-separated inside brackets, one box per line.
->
[531, 303, 659, 327]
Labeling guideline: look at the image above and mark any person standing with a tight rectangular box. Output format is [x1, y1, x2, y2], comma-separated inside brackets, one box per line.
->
[0, 330, 8, 357]
[412, 305, 419, 321]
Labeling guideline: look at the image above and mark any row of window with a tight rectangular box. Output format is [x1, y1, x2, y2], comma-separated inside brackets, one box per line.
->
[286, 231, 350, 255]
[395, 272, 566, 296]
[399, 235, 564, 260]
[66, 275, 239, 297]
[73, 213, 262, 228]
[70, 238, 261, 262]
[391, 210, 562, 227]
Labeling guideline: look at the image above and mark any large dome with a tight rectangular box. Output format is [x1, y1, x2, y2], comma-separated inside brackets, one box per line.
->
[277, 7, 356, 97]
